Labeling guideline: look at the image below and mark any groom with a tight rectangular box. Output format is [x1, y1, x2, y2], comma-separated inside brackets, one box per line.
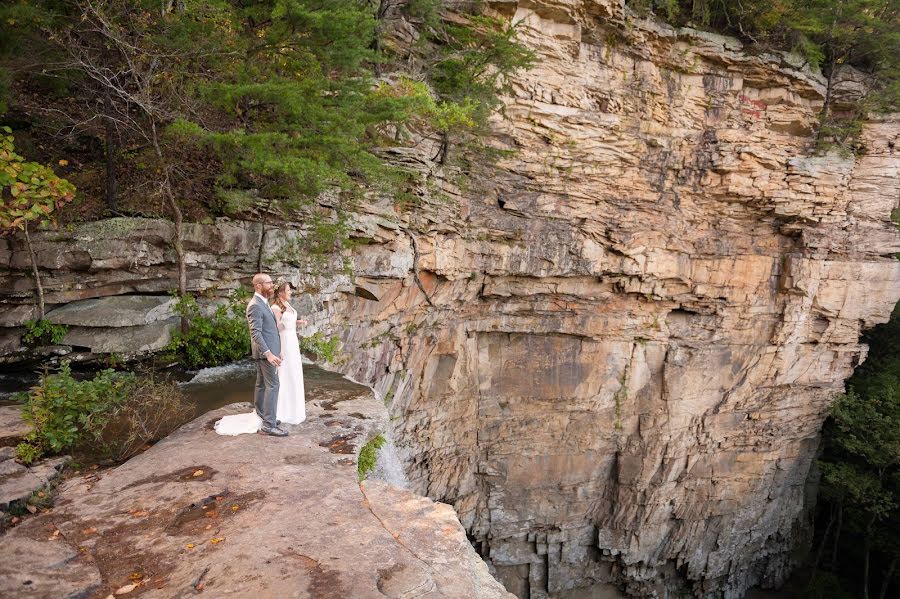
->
[247, 273, 288, 437]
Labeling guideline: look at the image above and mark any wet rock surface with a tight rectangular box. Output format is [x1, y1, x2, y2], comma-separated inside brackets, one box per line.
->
[0, 368, 511, 599]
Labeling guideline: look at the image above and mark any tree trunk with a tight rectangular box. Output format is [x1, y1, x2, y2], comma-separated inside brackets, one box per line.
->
[164, 181, 187, 333]
[23, 222, 45, 320]
[104, 117, 118, 212]
[863, 515, 876, 599]
[817, 59, 838, 142]
[150, 122, 188, 333]
[809, 502, 836, 584]
[256, 198, 273, 272]
[878, 556, 897, 599]
[830, 503, 843, 567]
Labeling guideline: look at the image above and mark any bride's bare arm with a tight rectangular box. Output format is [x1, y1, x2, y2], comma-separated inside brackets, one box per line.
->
[272, 305, 285, 332]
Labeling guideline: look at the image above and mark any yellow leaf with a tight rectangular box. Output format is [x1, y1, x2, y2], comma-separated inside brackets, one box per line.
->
[186, 543, 195, 549]
[192, 470, 204, 477]
[231, 505, 239, 511]
[114, 584, 136, 595]
[58, 159, 69, 166]
[209, 537, 224, 544]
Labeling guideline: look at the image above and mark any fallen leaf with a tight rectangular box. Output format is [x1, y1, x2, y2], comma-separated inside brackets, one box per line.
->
[129, 572, 142, 580]
[209, 537, 224, 544]
[195, 582, 205, 591]
[83, 527, 97, 535]
[186, 543, 195, 549]
[58, 159, 68, 166]
[26, 505, 38, 514]
[192, 470, 204, 477]
[204, 524, 212, 530]
[114, 584, 136, 595]
[231, 505, 239, 512]
[130, 510, 149, 518]
[37, 491, 45, 498]
[10, 517, 20, 524]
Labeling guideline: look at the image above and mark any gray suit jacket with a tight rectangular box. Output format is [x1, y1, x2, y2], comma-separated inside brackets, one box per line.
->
[246, 295, 281, 359]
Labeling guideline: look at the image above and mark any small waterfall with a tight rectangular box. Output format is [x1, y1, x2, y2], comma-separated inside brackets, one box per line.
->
[371, 434, 410, 489]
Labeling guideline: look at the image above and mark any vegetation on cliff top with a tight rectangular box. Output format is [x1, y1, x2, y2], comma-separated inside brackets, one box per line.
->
[629, 0, 899, 153]
[0, 0, 532, 270]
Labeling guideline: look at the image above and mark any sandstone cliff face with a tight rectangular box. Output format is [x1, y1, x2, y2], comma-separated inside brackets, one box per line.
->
[2, 2, 899, 598]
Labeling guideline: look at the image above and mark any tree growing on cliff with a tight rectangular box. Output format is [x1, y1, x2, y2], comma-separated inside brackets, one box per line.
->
[0, 128, 76, 319]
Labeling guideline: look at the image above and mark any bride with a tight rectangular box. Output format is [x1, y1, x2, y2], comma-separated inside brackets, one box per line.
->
[214, 278, 307, 436]
[270, 279, 306, 424]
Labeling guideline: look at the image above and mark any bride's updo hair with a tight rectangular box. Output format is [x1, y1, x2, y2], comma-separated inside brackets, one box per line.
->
[272, 278, 294, 311]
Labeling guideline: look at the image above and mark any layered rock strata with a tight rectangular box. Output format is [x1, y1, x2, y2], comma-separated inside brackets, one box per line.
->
[1, 2, 899, 597]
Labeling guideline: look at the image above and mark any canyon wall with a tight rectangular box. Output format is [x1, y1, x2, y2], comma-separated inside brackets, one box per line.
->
[2, 1, 900, 597]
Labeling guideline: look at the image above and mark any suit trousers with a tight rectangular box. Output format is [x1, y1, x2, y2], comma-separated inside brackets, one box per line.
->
[255, 359, 280, 429]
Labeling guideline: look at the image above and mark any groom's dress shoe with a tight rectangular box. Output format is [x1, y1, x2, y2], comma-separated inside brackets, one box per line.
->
[258, 426, 288, 437]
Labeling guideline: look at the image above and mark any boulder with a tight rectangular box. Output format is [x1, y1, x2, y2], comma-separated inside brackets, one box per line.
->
[45, 295, 177, 327]
[62, 318, 178, 354]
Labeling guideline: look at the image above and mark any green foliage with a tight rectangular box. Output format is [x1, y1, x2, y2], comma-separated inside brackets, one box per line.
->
[357, 433, 386, 481]
[299, 331, 342, 363]
[16, 365, 137, 463]
[410, 5, 536, 164]
[0, 128, 76, 232]
[810, 305, 900, 597]
[168, 292, 251, 369]
[275, 212, 354, 276]
[22, 319, 68, 347]
[16, 365, 190, 465]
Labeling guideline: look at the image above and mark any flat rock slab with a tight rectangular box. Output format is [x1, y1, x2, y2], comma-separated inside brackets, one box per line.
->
[0, 368, 512, 599]
[62, 319, 178, 354]
[45, 296, 177, 328]
[0, 452, 70, 512]
[0, 404, 28, 446]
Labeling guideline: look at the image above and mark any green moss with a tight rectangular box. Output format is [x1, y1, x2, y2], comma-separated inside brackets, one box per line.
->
[357, 433, 386, 481]
[74, 217, 161, 239]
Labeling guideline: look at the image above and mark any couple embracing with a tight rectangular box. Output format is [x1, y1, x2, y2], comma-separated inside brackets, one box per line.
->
[214, 273, 306, 437]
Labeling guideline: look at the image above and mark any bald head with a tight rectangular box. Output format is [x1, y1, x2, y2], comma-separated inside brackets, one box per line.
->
[252, 273, 274, 298]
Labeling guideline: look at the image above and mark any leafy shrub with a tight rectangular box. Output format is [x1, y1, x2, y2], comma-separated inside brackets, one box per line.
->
[16, 365, 137, 463]
[82, 377, 191, 463]
[22, 319, 68, 347]
[168, 291, 251, 369]
[299, 331, 342, 363]
[357, 433, 386, 481]
[15, 365, 190, 464]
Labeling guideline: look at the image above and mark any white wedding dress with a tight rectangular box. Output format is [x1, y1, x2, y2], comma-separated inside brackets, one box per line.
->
[214, 303, 306, 436]
[273, 303, 306, 424]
